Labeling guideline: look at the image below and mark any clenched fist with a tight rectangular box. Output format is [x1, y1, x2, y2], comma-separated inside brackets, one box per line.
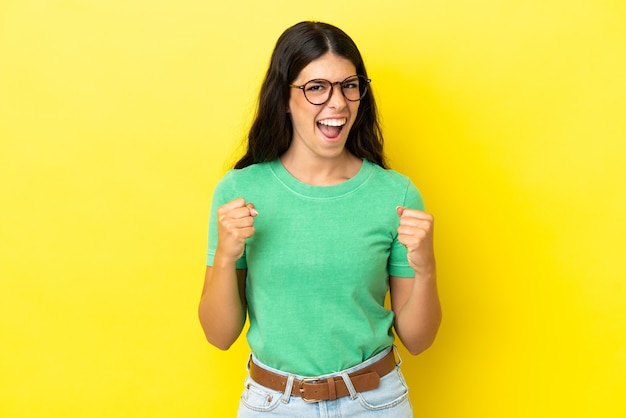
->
[396, 206, 436, 277]
[216, 197, 258, 262]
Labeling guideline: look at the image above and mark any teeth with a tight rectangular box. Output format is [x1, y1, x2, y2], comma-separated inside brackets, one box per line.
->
[318, 118, 346, 127]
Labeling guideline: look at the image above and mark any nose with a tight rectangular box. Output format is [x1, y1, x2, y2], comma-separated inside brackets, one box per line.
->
[326, 82, 347, 108]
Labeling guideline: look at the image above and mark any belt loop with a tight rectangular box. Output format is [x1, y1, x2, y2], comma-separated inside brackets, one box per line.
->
[393, 344, 403, 367]
[326, 377, 337, 400]
[282, 375, 295, 404]
[339, 372, 358, 399]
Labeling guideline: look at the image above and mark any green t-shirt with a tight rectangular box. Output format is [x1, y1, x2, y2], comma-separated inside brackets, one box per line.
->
[207, 158, 424, 376]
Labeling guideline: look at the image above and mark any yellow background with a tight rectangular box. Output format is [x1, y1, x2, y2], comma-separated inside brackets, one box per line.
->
[1, 0, 624, 417]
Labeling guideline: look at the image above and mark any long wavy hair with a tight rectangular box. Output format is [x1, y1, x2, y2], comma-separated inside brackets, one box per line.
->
[234, 21, 387, 169]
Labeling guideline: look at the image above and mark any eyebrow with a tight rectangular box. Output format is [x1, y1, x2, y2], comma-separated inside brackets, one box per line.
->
[303, 75, 359, 83]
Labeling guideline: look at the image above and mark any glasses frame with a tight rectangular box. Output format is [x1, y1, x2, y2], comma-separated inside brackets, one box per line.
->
[289, 75, 371, 106]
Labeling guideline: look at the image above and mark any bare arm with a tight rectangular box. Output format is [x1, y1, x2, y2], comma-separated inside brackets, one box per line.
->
[198, 198, 257, 350]
[198, 265, 247, 350]
[391, 274, 441, 355]
[391, 206, 442, 355]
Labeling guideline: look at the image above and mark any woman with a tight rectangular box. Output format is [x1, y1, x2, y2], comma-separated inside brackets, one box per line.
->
[199, 21, 441, 417]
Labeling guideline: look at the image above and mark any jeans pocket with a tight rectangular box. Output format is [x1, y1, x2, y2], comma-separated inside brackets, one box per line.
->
[357, 367, 412, 412]
[240, 377, 283, 413]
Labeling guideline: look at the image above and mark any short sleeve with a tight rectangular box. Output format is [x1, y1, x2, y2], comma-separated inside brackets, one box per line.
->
[388, 179, 425, 278]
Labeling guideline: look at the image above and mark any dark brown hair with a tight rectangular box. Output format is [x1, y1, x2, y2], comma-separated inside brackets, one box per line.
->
[234, 21, 387, 169]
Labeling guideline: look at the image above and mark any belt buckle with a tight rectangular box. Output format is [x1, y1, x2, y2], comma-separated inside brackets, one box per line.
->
[298, 378, 321, 403]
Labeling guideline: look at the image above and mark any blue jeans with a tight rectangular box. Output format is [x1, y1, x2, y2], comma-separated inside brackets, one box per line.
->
[237, 346, 413, 417]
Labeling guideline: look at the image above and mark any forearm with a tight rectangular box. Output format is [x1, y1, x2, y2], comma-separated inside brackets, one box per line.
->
[198, 253, 246, 350]
[394, 270, 442, 355]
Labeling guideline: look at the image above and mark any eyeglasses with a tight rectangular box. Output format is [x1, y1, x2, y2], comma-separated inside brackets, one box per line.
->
[289, 75, 371, 105]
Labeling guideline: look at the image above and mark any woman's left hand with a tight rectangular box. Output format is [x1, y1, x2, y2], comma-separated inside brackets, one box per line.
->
[396, 206, 436, 277]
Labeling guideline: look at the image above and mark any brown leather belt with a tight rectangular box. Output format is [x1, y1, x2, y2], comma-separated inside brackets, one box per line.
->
[248, 350, 397, 403]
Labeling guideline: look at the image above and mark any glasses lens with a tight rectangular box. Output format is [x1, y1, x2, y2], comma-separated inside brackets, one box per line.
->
[341, 76, 368, 101]
[301, 76, 370, 105]
[303, 80, 332, 105]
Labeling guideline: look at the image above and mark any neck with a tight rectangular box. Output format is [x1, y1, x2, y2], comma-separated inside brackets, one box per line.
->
[279, 151, 362, 186]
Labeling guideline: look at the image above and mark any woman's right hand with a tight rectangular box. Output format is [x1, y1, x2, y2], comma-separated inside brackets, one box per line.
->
[216, 197, 258, 262]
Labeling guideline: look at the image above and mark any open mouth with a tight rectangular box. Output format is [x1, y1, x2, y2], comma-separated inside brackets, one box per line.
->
[317, 118, 347, 139]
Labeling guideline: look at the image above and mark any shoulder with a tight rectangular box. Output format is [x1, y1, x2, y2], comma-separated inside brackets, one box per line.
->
[210, 162, 272, 201]
[364, 161, 425, 210]
[216, 162, 272, 187]
[366, 161, 413, 190]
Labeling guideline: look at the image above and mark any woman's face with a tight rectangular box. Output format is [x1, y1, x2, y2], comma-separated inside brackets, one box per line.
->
[287, 52, 360, 161]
